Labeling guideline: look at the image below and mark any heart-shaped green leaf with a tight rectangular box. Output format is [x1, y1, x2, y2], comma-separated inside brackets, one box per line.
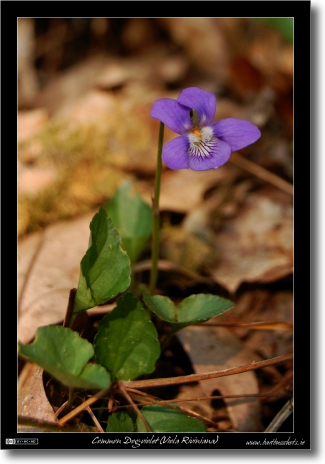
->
[143, 291, 234, 330]
[106, 411, 135, 432]
[104, 182, 152, 263]
[18, 326, 111, 390]
[94, 292, 160, 381]
[74, 208, 131, 313]
[137, 405, 206, 432]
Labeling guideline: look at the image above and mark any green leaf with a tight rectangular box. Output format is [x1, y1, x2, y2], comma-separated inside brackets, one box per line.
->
[18, 326, 111, 390]
[94, 292, 160, 381]
[74, 208, 131, 313]
[106, 411, 135, 432]
[104, 182, 152, 263]
[143, 291, 234, 330]
[255, 18, 293, 43]
[76, 364, 111, 390]
[137, 405, 206, 432]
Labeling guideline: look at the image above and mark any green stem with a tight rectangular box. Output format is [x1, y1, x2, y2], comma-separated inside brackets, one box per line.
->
[160, 326, 182, 353]
[149, 122, 165, 294]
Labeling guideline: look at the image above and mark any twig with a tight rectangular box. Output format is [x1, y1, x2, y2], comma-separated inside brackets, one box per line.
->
[124, 389, 290, 406]
[18, 415, 81, 432]
[134, 259, 212, 284]
[263, 371, 293, 397]
[55, 395, 103, 431]
[124, 353, 293, 389]
[92, 392, 289, 413]
[230, 152, 293, 196]
[125, 388, 224, 429]
[202, 321, 293, 331]
[118, 382, 150, 432]
[57, 387, 111, 426]
[86, 406, 104, 432]
[54, 401, 68, 418]
[57, 354, 292, 426]
[264, 398, 294, 432]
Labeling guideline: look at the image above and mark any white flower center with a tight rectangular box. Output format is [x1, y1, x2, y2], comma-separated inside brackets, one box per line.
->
[187, 126, 215, 158]
[201, 126, 213, 142]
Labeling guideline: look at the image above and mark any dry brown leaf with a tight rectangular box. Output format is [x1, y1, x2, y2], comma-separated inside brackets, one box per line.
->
[121, 18, 159, 53]
[211, 289, 293, 367]
[247, 32, 293, 93]
[55, 89, 116, 124]
[175, 383, 220, 427]
[150, 167, 233, 214]
[34, 56, 110, 116]
[18, 363, 56, 431]
[95, 48, 188, 92]
[228, 56, 264, 98]
[209, 192, 293, 293]
[160, 226, 214, 273]
[157, 18, 229, 80]
[18, 211, 111, 344]
[241, 291, 293, 359]
[177, 326, 264, 432]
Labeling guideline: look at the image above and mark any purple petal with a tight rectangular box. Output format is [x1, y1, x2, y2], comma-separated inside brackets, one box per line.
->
[162, 136, 189, 170]
[177, 87, 216, 126]
[151, 98, 192, 134]
[188, 139, 231, 171]
[212, 118, 261, 152]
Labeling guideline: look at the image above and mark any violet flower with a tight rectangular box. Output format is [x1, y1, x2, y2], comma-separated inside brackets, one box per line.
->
[151, 87, 261, 171]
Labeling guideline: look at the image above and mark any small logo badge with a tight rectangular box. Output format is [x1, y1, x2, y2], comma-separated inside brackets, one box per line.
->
[6, 438, 38, 445]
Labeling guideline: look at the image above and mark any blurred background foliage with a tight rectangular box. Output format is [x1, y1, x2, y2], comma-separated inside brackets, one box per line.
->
[256, 18, 293, 43]
[18, 17, 293, 238]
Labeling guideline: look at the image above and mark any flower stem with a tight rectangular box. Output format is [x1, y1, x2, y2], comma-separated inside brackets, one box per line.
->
[149, 122, 164, 294]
